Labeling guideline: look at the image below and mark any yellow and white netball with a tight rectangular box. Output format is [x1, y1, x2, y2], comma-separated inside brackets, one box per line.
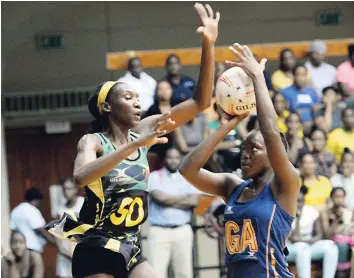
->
[215, 67, 256, 116]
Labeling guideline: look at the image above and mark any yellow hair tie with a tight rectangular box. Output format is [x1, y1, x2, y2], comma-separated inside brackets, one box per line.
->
[97, 81, 118, 113]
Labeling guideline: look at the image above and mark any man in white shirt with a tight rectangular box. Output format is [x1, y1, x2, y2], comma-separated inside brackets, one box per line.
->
[10, 187, 58, 254]
[148, 147, 202, 278]
[305, 40, 337, 97]
[118, 57, 157, 112]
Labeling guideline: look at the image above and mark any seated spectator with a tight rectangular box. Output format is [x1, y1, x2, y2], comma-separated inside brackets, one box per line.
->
[287, 186, 339, 278]
[10, 187, 58, 255]
[337, 44, 354, 98]
[1, 230, 44, 278]
[321, 187, 354, 277]
[271, 48, 297, 92]
[326, 107, 354, 162]
[299, 153, 332, 208]
[164, 54, 196, 106]
[305, 40, 337, 97]
[118, 56, 157, 112]
[286, 112, 312, 165]
[147, 147, 201, 278]
[314, 86, 347, 132]
[56, 177, 84, 278]
[310, 128, 336, 178]
[273, 93, 303, 136]
[331, 150, 354, 210]
[281, 64, 321, 134]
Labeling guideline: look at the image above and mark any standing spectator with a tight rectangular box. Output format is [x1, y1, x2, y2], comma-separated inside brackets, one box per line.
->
[287, 186, 339, 278]
[271, 48, 297, 92]
[326, 107, 354, 162]
[286, 112, 312, 165]
[147, 147, 201, 278]
[314, 86, 347, 132]
[164, 54, 196, 106]
[299, 153, 332, 208]
[56, 177, 84, 278]
[337, 44, 354, 98]
[321, 187, 354, 278]
[305, 40, 337, 97]
[9, 188, 57, 254]
[310, 128, 336, 178]
[144, 80, 174, 160]
[281, 64, 321, 134]
[118, 56, 157, 112]
[331, 150, 354, 210]
[1, 231, 44, 278]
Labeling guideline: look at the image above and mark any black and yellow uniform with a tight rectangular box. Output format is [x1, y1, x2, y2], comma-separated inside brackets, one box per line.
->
[46, 131, 150, 277]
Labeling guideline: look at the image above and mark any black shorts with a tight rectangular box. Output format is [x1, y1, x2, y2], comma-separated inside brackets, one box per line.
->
[72, 243, 146, 278]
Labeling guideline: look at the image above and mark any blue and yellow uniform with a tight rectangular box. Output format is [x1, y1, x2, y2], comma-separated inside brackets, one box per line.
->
[224, 180, 294, 278]
[46, 131, 150, 276]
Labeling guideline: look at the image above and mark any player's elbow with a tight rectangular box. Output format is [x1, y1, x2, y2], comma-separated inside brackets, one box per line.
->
[73, 172, 86, 188]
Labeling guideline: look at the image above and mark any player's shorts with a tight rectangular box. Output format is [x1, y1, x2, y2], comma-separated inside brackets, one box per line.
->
[72, 243, 146, 278]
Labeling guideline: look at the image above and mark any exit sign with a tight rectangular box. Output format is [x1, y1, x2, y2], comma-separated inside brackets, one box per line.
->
[316, 11, 343, 26]
[36, 35, 64, 49]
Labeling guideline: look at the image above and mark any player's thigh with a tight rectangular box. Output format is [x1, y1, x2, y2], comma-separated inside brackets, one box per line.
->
[128, 261, 160, 278]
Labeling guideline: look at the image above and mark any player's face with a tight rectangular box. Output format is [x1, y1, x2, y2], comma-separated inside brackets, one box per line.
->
[157, 81, 173, 102]
[241, 131, 270, 178]
[108, 84, 142, 128]
[11, 233, 27, 258]
[294, 67, 308, 88]
[63, 180, 78, 201]
[300, 154, 316, 176]
[165, 148, 182, 173]
[166, 56, 181, 76]
[331, 189, 345, 208]
[311, 130, 326, 152]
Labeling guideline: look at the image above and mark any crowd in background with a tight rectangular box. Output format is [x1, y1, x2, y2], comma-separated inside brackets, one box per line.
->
[2, 40, 354, 278]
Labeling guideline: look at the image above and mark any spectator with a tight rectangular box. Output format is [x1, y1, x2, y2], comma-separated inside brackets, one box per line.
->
[144, 80, 174, 159]
[305, 40, 337, 97]
[326, 107, 354, 162]
[299, 153, 332, 208]
[1, 230, 44, 278]
[118, 56, 157, 112]
[330, 150, 354, 210]
[287, 186, 339, 278]
[9, 187, 57, 254]
[56, 177, 84, 278]
[286, 112, 312, 165]
[337, 44, 354, 98]
[147, 147, 201, 278]
[321, 187, 354, 278]
[314, 86, 347, 132]
[271, 48, 297, 92]
[164, 54, 196, 106]
[310, 128, 336, 179]
[281, 64, 321, 134]
[273, 93, 303, 136]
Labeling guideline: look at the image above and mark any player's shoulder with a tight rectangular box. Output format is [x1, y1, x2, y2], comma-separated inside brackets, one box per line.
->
[77, 133, 102, 151]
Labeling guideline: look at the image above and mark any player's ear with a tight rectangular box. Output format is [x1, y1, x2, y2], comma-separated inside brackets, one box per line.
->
[101, 102, 111, 113]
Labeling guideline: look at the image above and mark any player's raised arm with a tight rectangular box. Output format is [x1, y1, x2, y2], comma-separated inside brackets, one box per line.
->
[134, 3, 219, 134]
[226, 43, 300, 215]
[179, 113, 247, 201]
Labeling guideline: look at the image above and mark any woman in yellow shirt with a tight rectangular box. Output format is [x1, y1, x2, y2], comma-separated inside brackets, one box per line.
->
[299, 153, 332, 208]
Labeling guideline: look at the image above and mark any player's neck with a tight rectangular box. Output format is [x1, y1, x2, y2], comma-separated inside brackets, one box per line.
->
[107, 121, 130, 145]
[252, 168, 274, 190]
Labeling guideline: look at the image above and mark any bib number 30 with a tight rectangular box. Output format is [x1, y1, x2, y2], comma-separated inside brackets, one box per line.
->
[110, 197, 144, 227]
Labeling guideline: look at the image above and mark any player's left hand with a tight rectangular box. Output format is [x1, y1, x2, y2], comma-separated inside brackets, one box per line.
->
[194, 3, 220, 44]
[226, 43, 267, 78]
[218, 107, 250, 127]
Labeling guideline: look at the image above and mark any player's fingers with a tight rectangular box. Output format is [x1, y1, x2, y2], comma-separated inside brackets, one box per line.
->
[225, 60, 243, 67]
[260, 58, 268, 71]
[233, 43, 247, 58]
[243, 45, 253, 57]
[194, 3, 207, 20]
[215, 11, 220, 22]
[155, 137, 169, 145]
[205, 4, 214, 18]
[228, 47, 245, 61]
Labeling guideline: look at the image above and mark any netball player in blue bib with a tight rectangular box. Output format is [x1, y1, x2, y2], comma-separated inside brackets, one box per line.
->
[180, 44, 301, 278]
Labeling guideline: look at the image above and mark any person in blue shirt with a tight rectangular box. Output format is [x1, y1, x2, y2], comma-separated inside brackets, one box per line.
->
[281, 64, 321, 135]
[180, 43, 301, 278]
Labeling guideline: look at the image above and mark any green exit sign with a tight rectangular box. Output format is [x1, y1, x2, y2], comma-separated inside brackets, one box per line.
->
[317, 11, 343, 26]
[36, 35, 64, 49]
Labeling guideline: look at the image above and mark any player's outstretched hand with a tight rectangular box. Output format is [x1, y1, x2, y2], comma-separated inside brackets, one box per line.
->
[217, 106, 250, 128]
[194, 3, 220, 44]
[226, 43, 267, 78]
